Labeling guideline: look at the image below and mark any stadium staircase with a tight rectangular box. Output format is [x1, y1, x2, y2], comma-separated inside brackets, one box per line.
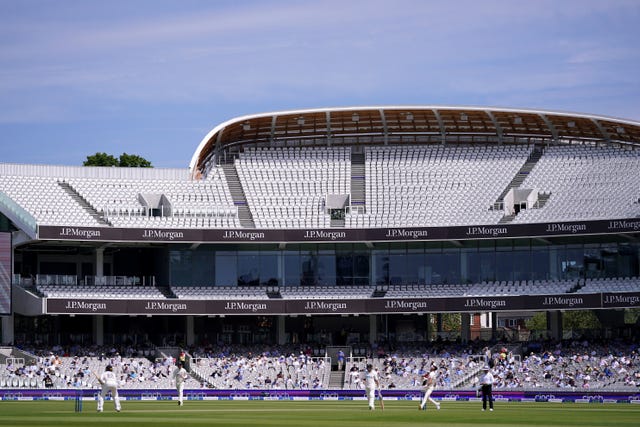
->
[157, 285, 178, 299]
[58, 181, 111, 226]
[491, 147, 546, 223]
[221, 164, 255, 228]
[328, 370, 346, 388]
[350, 148, 366, 212]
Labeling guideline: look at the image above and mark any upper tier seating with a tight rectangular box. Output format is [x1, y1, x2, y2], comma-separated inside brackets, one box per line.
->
[512, 145, 640, 223]
[346, 145, 532, 228]
[0, 175, 103, 227]
[68, 166, 239, 229]
[237, 147, 351, 229]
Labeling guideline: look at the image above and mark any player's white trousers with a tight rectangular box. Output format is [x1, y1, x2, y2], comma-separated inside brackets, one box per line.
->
[420, 387, 437, 408]
[365, 387, 376, 409]
[97, 385, 121, 412]
[177, 383, 184, 404]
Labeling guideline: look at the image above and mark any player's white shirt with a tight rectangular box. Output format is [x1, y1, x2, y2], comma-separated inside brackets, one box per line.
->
[425, 370, 437, 389]
[100, 370, 118, 387]
[364, 369, 379, 389]
[174, 367, 188, 385]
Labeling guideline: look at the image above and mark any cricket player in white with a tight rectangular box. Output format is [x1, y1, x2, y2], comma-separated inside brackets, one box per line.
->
[174, 361, 189, 406]
[419, 365, 441, 410]
[97, 365, 121, 412]
[364, 364, 380, 410]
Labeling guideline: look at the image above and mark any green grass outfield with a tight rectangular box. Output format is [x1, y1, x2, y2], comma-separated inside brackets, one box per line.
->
[0, 400, 639, 427]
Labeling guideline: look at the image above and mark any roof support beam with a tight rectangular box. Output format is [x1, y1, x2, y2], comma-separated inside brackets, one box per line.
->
[433, 109, 446, 145]
[213, 129, 225, 165]
[380, 109, 388, 145]
[539, 114, 559, 145]
[591, 118, 611, 146]
[485, 110, 503, 145]
[269, 115, 277, 146]
[326, 111, 332, 146]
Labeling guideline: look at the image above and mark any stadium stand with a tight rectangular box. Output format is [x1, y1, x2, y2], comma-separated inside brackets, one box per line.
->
[1, 106, 639, 399]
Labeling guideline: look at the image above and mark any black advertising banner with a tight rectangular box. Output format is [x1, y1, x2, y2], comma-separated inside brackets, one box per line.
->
[37, 218, 640, 243]
[285, 299, 367, 314]
[128, 299, 207, 315]
[46, 298, 128, 314]
[207, 299, 286, 315]
[526, 293, 602, 310]
[45, 292, 635, 315]
[602, 292, 640, 308]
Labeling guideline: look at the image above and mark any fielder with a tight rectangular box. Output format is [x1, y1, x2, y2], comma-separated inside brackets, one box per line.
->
[364, 364, 380, 410]
[174, 361, 189, 406]
[96, 365, 121, 413]
[419, 365, 441, 410]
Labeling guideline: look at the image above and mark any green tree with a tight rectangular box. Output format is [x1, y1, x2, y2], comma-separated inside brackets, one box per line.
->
[83, 152, 152, 167]
[440, 313, 461, 332]
[525, 312, 547, 332]
[83, 152, 119, 167]
[118, 152, 152, 167]
[624, 308, 640, 325]
[562, 310, 601, 331]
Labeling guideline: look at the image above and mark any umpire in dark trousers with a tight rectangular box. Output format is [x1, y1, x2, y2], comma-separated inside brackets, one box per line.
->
[479, 366, 494, 411]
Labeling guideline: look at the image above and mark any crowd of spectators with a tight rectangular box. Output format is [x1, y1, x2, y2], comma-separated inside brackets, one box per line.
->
[1, 338, 638, 392]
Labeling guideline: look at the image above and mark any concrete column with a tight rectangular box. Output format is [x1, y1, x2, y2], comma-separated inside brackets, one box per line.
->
[186, 315, 195, 346]
[369, 314, 377, 345]
[460, 251, 468, 283]
[425, 313, 432, 341]
[277, 316, 286, 345]
[2, 314, 14, 345]
[93, 315, 104, 346]
[436, 313, 443, 339]
[547, 311, 563, 340]
[95, 248, 104, 277]
[491, 312, 498, 340]
[549, 247, 558, 280]
[460, 313, 471, 343]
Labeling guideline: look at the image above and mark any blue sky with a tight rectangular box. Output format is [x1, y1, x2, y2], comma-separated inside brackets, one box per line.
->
[1, 0, 639, 168]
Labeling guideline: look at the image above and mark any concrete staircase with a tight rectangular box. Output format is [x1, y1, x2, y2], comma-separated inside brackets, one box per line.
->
[328, 370, 345, 388]
[350, 148, 366, 212]
[58, 181, 111, 226]
[221, 164, 255, 228]
[491, 147, 544, 211]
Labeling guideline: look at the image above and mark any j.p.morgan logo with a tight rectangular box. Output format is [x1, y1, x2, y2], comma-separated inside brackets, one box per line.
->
[385, 229, 429, 239]
[59, 227, 101, 239]
[543, 296, 583, 307]
[604, 294, 640, 306]
[303, 230, 346, 240]
[466, 226, 507, 237]
[144, 301, 188, 312]
[608, 220, 640, 231]
[304, 301, 347, 311]
[222, 230, 265, 241]
[142, 229, 184, 240]
[224, 302, 268, 312]
[384, 300, 428, 310]
[65, 300, 107, 311]
[464, 298, 506, 309]
[545, 223, 587, 234]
